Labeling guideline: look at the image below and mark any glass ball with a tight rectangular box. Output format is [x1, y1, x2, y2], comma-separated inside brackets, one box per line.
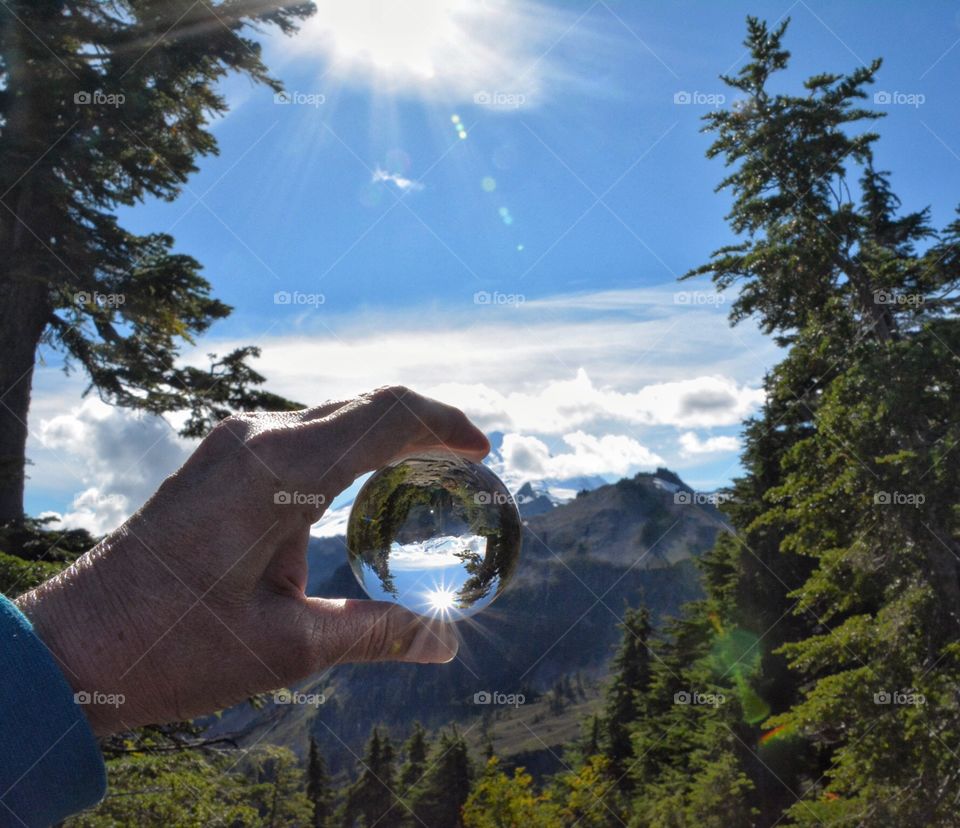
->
[346, 454, 522, 619]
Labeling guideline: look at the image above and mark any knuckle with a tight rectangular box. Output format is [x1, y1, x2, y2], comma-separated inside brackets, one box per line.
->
[195, 416, 283, 485]
[244, 424, 283, 458]
[367, 384, 414, 407]
[203, 413, 255, 450]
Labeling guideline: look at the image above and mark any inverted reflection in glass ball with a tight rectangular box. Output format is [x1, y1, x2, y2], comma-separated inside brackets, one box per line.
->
[346, 454, 522, 619]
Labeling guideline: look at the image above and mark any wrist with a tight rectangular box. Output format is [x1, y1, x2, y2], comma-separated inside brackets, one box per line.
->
[14, 548, 128, 736]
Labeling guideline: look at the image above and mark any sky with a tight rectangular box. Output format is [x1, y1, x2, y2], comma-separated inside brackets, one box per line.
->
[25, 0, 960, 535]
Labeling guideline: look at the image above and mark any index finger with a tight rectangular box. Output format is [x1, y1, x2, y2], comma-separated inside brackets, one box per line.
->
[286, 386, 490, 493]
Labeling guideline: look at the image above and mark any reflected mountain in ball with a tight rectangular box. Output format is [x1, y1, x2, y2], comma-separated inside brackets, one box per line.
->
[346, 454, 522, 619]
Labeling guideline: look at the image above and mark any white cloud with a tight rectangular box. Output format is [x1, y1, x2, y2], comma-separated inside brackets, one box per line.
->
[372, 166, 424, 191]
[428, 370, 764, 434]
[203, 285, 776, 404]
[36, 399, 192, 535]
[494, 430, 663, 486]
[678, 431, 741, 456]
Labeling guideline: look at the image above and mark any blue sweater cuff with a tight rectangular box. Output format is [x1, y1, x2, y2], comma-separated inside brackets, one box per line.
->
[0, 594, 107, 826]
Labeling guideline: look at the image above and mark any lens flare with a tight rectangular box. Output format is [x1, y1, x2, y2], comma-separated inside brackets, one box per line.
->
[759, 723, 794, 746]
[425, 584, 458, 614]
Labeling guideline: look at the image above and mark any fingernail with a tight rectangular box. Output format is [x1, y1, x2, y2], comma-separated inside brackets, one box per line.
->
[406, 622, 459, 663]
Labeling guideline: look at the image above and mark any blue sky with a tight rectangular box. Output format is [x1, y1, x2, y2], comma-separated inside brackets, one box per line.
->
[26, 0, 960, 532]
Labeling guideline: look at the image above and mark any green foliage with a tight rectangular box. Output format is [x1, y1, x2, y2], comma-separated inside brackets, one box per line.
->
[463, 759, 561, 827]
[242, 745, 314, 826]
[407, 727, 474, 828]
[0, 516, 99, 563]
[397, 722, 430, 795]
[664, 13, 960, 825]
[63, 747, 310, 826]
[602, 607, 652, 787]
[308, 737, 334, 828]
[65, 752, 265, 828]
[341, 728, 401, 828]
[0, 550, 66, 598]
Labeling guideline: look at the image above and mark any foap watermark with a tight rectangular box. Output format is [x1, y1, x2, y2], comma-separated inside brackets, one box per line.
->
[274, 491, 326, 507]
[874, 491, 925, 508]
[74, 690, 125, 708]
[85, 492, 126, 509]
[674, 290, 725, 306]
[674, 90, 725, 107]
[674, 491, 731, 506]
[474, 690, 525, 708]
[473, 491, 516, 506]
[874, 90, 925, 108]
[274, 689, 326, 707]
[74, 90, 125, 108]
[874, 689, 925, 707]
[274, 290, 325, 307]
[474, 290, 525, 307]
[75, 290, 125, 308]
[874, 289, 924, 307]
[274, 90, 326, 107]
[674, 690, 726, 707]
[473, 90, 526, 109]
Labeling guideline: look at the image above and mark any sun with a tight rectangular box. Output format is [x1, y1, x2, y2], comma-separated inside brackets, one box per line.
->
[306, 0, 473, 79]
[281, 0, 572, 102]
[424, 585, 458, 614]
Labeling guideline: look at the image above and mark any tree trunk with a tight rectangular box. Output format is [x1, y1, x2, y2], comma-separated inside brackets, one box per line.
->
[0, 220, 49, 526]
[0, 13, 55, 527]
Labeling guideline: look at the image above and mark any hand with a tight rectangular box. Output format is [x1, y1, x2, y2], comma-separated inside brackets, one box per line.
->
[14, 387, 490, 736]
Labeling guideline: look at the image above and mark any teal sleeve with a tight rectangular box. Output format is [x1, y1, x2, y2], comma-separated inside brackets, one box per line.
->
[0, 594, 107, 826]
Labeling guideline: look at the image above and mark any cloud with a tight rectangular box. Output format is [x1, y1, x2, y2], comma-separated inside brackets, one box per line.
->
[37, 399, 192, 535]
[372, 166, 424, 191]
[494, 431, 664, 485]
[428, 370, 764, 434]
[200, 285, 776, 402]
[678, 431, 741, 456]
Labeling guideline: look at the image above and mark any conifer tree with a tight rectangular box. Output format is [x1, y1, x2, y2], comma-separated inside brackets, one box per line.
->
[397, 722, 429, 795]
[0, 0, 312, 526]
[602, 607, 652, 787]
[341, 728, 399, 828]
[680, 15, 960, 825]
[308, 737, 333, 828]
[409, 727, 473, 828]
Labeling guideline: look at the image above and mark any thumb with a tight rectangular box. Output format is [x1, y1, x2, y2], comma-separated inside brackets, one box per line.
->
[302, 597, 459, 667]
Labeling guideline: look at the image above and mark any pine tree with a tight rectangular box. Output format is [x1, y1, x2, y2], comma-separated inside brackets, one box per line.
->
[341, 728, 399, 828]
[601, 607, 652, 787]
[0, 0, 311, 526]
[409, 727, 473, 828]
[397, 722, 430, 801]
[678, 15, 960, 825]
[308, 738, 333, 828]
[583, 714, 601, 758]
[251, 746, 314, 827]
